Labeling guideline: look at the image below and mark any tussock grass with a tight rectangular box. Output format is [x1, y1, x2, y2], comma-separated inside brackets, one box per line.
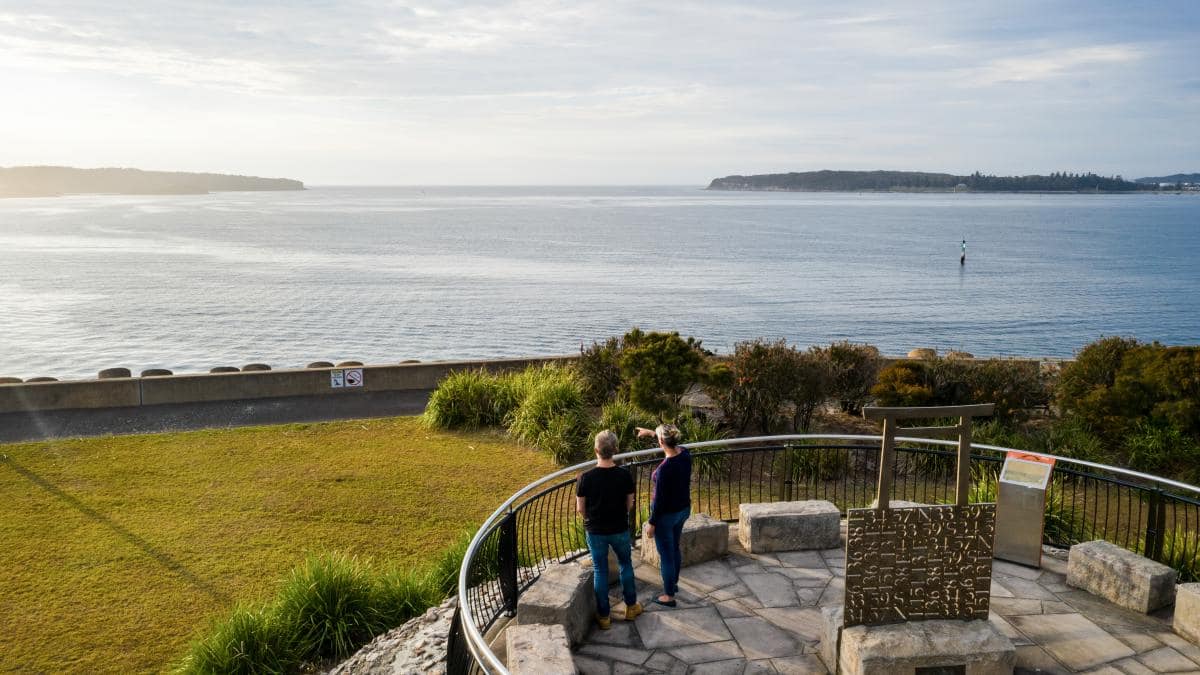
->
[0, 417, 556, 673]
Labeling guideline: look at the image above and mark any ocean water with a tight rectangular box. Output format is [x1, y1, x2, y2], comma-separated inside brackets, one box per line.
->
[0, 186, 1197, 381]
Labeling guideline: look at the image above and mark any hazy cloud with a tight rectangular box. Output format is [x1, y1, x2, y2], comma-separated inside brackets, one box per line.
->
[0, 0, 1195, 183]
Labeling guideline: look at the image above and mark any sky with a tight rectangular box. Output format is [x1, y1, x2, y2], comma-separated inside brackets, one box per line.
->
[1, 1, 1197, 185]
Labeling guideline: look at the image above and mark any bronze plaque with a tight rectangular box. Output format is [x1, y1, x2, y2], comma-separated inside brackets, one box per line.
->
[844, 504, 996, 627]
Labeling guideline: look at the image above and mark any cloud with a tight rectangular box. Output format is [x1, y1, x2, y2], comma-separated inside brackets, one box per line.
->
[972, 44, 1146, 84]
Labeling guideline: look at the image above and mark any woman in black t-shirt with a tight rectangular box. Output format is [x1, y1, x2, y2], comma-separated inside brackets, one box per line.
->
[575, 430, 644, 628]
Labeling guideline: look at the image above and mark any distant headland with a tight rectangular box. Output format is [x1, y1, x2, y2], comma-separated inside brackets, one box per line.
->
[707, 170, 1198, 193]
[0, 166, 304, 198]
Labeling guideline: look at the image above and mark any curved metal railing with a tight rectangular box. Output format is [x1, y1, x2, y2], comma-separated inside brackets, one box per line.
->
[451, 434, 1200, 674]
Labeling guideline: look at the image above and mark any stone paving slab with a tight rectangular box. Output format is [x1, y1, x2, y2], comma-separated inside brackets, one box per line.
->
[638, 606, 734, 649]
[573, 530, 1184, 675]
[1008, 613, 1136, 671]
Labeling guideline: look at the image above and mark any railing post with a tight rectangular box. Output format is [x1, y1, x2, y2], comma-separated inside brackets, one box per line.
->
[1144, 488, 1166, 562]
[499, 510, 519, 617]
[445, 604, 470, 675]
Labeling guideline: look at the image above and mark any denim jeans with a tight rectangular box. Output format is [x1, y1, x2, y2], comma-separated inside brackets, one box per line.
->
[585, 529, 637, 617]
[652, 507, 690, 597]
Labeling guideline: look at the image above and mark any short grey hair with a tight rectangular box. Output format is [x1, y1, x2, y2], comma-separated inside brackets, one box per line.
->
[594, 430, 619, 459]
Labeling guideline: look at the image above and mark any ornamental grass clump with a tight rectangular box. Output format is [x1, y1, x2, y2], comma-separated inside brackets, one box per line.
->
[275, 553, 385, 661]
[505, 367, 590, 464]
[179, 604, 296, 675]
[423, 369, 507, 429]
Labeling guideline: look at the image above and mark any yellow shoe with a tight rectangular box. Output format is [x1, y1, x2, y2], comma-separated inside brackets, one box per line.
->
[624, 602, 644, 621]
[596, 613, 611, 630]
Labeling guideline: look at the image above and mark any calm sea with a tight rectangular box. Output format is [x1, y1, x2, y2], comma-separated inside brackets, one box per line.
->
[1, 187, 1197, 381]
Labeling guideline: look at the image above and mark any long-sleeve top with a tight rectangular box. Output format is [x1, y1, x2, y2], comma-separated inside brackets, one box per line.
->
[649, 448, 692, 526]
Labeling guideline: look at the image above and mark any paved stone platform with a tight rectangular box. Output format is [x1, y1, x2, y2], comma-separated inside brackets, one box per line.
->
[572, 528, 1195, 674]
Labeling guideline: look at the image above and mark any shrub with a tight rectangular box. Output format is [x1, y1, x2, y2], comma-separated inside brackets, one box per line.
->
[179, 604, 296, 675]
[1056, 336, 1140, 424]
[871, 362, 933, 407]
[594, 399, 656, 452]
[275, 553, 385, 660]
[963, 359, 1048, 423]
[678, 415, 732, 482]
[789, 349, 834, 432]
[1122, 420, 1200, 484]
[373, 568, 443, 629]
[577, 337, 623, 406]
[618, 328, 707, 418]
[505, 367, 590, 464]
[1159, 529, 1200, 583]
[817, 341, 881, 414]
[788, 443, 851, 482]
[422, 369, 506, 429]
[706, 339, 797, 433]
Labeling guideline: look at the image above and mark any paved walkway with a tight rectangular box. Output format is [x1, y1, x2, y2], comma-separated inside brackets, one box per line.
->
[573, 531, 1198, 674]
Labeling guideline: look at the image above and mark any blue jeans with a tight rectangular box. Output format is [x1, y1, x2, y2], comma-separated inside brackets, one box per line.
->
[585, 529, 637, 617]
[652, 507, 690, 597]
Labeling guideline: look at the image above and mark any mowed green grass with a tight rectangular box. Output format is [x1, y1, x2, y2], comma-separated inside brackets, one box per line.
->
[0, 417, 558, 674]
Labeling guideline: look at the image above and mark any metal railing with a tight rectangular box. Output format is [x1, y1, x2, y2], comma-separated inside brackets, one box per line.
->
[450, 434, 1200, 674]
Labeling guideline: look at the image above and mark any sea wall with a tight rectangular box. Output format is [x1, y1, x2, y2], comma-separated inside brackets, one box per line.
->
[0, 356, 573, 415]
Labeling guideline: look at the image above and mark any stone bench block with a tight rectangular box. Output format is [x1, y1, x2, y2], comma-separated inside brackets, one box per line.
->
[1174, 583, 1200, 645]
[837, 618, 1015, 674]
[641, 513, 729, 568]
[738, 500, 840, 553]
[515, 562, 594, 646]
[505, 623, 575, 675]
[1067, 540, 1177, 614]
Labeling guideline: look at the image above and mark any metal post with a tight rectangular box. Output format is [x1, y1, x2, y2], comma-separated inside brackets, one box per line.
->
[1144, 488, 1166, 562]
[445, 605, 470, 675]
[499, 510, 519, 617]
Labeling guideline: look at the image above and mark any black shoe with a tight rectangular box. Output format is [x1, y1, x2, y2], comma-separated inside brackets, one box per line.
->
[652, 597, 677, 607]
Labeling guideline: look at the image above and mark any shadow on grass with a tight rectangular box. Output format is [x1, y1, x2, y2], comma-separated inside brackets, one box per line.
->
[1, 454, 230, 604]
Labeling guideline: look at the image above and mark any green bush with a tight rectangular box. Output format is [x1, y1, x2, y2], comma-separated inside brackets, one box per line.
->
[1056, 336, 1140, 427]
[179, 604, 296, 675]
[618, 328, 707, 418]
[275, 553, 385, 660]
[1159, 529, 1200, 583]
[705, 339, 795, 433]
[871, 362, 933, 406]
[789, 350, 834, 432]
[505, 367, 590, 464]
[1122, 420, 1200, 484]
[964, 359, 1049, 423]
[678, 415, 732, 481]
[817, 341, 880, 414]
[594, 399, 656, 452]
[422, 369, 507, 430]
[784, 440, 851, 482]
[577, 337, 624, 406]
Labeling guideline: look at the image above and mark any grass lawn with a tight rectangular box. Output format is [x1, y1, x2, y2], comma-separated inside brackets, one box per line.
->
[0, 417, 557, 674]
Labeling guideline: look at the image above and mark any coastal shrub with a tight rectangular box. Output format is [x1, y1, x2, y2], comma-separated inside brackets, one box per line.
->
[594, 399, 655, 453]
[817, 341, 881, 414]
[1121, 420, 1200, 484]
[275, 552, 385, 660]
[374, 568, 443, 628]
[789, 349, 834, 432]
[423, 369, 507, 429]
[1056, 336, 1140, 427]
[179, 604, 296, 675]
[963, 359, 1049, 423]
[871, 361, 933, 407]
[505, 368, 590, 464]
[678, 414, 732, 481]
[577, 337, 624, 406]
[788, 442, 851, 482]
[618, 328, 708, 418]
[705, 339, 798, 433]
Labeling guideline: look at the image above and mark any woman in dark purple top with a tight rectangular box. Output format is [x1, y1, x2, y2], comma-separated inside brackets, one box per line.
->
[638, 423, 691, 606]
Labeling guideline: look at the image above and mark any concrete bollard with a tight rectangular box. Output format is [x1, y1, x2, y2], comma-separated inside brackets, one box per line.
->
[209, 366, 240, 373]
[141, 369, 173, 377]
[26, 377, 58, 382]
[307, 361, 334, 368]
[98, 368, 132, 379]
[241, 363, 271, 371]
[336, 361, 363, 367]
[0, 377, 23, 384]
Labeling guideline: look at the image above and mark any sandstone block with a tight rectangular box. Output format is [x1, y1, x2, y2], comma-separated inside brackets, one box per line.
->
[505, 623, 576, 675]
[1066, 540, 1177, 613]
[1174, 583, 1200, 645]
[515, 563, 594, 646]
[738, 500, 840, 553]
[839, 619, 1015, 675]
[819, 605, 844, 674]
[642, 513, 729, 568]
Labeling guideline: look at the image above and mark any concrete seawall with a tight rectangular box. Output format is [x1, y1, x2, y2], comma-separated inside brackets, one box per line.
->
[0, 356, 575, 415]
[0, 356, 574, 443]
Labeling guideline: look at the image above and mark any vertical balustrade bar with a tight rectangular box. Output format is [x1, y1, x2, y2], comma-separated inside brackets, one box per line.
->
[498, 511, 519, 617]
[1145, 488, 1166, 562]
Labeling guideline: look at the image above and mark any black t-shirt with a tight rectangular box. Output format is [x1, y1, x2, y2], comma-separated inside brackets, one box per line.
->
[576, 465, 635, 535]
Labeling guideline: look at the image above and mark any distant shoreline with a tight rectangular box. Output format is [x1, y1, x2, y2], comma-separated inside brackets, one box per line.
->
[0, 166, 305, 199]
